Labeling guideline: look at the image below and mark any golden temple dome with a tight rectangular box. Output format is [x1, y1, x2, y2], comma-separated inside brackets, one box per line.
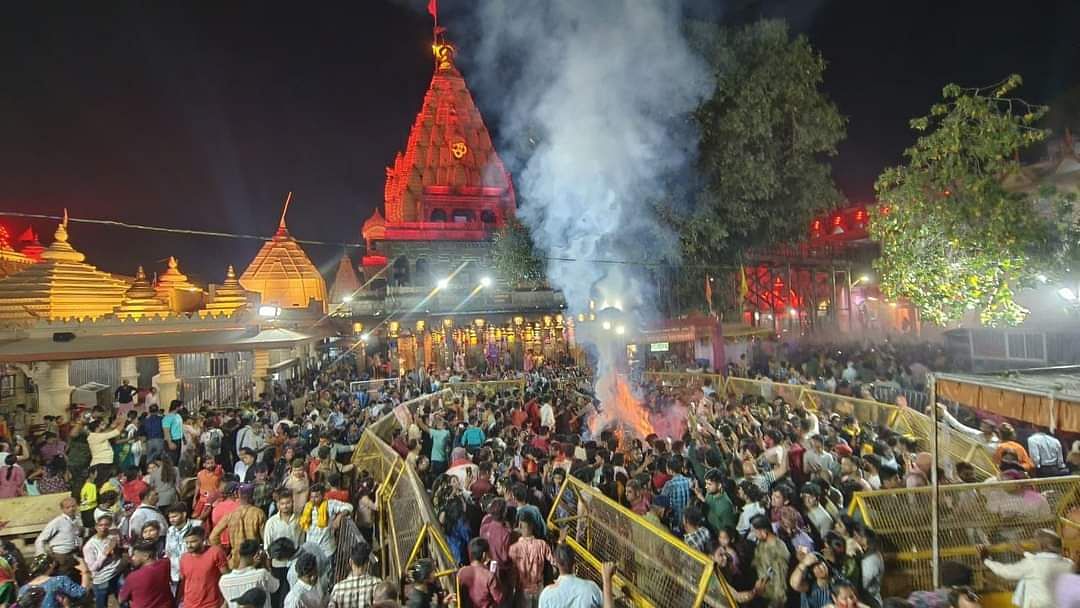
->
[0, 212, 128, 322]
[113, 266, 171, 319]
[204, 265, 250, 315]
[154, 256, 204, 312]
[328, 252, 361, 304]
[239, 193, 327, 311]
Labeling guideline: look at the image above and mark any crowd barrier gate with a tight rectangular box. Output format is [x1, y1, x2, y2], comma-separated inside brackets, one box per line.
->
[547, 477, 737, 608]
[646, 372, 998, 480]
[348, 390, 458, 598]
[848, 477, 1080, 596]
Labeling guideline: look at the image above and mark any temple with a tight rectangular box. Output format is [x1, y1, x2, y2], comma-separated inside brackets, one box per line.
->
[341, 32, 566, 371]
[239, 194, 328, 312]
[0, 216, 323, 417]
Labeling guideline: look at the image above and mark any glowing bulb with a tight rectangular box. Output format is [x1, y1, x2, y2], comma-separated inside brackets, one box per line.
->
[859, 275, 871, 283]
[601, 321, 611, 330]
[479, 276, 493, 288]
[436, 278, 450, 289]
[1036, 274, 1048, 283]
[342, 295, 353, 303]
[360, 333, 370, 342]
[258, 305, 280, 318]
[615, 325, 625, 335]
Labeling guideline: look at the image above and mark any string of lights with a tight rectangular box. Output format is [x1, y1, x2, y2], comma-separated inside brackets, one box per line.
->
[0, 209, 721, 270]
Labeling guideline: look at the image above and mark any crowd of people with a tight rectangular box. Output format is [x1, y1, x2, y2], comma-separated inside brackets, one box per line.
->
[0, 338, 1076, 608]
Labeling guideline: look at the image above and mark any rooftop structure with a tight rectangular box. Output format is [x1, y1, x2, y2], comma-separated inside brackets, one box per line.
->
[204, 265, 250, 316]
[0, 213, 129, 323]
[360, 34, 516, 275]
[239, 193, 328, 312]
[113, 266, 172, 319]
[328, 252, 361, 305]
[155, 256, 204, 312]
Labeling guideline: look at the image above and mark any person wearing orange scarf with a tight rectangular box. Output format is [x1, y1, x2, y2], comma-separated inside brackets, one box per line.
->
[298, 483, 352, 562]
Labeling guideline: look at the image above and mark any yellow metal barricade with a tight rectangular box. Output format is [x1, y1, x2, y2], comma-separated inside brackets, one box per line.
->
[447, 379, 527, 395]
[351, 389, 458, 597]
[848, 477, 1080, 596]
[547, 477, 737, 608]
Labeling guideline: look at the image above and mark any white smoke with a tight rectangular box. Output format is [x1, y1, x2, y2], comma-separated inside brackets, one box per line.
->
[468, 0, 707, 314]
[465, 1, 708, 428]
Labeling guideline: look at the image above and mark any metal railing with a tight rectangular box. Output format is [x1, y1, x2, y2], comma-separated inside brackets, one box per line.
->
[446, 379, 527, 395]
[349, 390, 458, 596]
[547, 477, 736, 608]
[179, 375, 253, 410]
[645, 372, 998, 480]
[848, 477, 1080, 596]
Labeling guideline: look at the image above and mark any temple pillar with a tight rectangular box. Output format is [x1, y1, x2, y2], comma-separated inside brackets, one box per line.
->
[118, 356, 139, 387]
[252, 349, 272, 396]
[153, 354, 179, 405]
[21, 361, 73, 418]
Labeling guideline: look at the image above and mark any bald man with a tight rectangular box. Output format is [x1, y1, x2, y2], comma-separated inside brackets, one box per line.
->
[35, 497, 85, 570]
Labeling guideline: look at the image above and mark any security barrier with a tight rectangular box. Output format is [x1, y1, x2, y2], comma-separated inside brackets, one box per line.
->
[848, 477, 1080, 596]
[350, 389, 458, 595]
[645, 372, 998, 480]
[447, 379, 527, 395]
[547, 476, 737, 608]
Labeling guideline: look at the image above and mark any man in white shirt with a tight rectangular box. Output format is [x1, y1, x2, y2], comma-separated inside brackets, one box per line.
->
[1028, 429, 1068, 478]
[841, 362, 858, 384]
[298, 484, 352, 562]
[83, 513, 123, 608]
[284, 553, 323, 608]
[800, 485, 834, 540]
[35, 497, 84, 559]
[219, 539, 279, 608]
[540, 401, 555, 430]
[981, 529, 1073, 608]
[165, 503, 200, 592]
[264, 490, 304, 607]
[127, 488, 168, 544]
[936, 404, 1000, 453]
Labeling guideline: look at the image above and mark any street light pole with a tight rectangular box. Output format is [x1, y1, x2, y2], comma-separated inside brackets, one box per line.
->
[928, 372, 940, 588]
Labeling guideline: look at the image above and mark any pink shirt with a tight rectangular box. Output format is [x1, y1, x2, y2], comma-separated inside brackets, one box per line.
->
[0, 465, 25, 498]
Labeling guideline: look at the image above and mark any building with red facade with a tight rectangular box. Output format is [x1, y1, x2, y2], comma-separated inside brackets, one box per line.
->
[338, 35, 566, 372]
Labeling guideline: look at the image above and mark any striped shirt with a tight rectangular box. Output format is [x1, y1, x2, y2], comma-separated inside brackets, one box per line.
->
[219, 567, 279, 608]
[327, 573, 380, 608]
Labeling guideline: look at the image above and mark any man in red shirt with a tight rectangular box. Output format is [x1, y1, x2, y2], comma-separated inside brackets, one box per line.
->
[122, 467, 150, 507]
[456, 538, 503, 608]
[120, 541, 175, 608]
[179, 526, 229, 608]
[469, 462, 494, 502]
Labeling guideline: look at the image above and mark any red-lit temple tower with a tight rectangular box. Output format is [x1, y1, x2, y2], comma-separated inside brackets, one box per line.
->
[343, 32, 565, 373]
[359, 34, 516, 287]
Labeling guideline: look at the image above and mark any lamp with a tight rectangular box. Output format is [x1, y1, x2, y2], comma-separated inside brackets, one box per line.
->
[479, 276, 493, 288]
[436, 277, 450, 289]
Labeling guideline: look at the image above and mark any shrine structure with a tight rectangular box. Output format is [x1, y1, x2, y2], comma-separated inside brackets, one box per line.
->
[239, 194, 328, 313]
[340, 32, 566, 372]
[0, 215, 322, 417]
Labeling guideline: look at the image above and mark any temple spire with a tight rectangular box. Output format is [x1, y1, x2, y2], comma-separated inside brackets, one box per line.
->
[277, 191, 293, 234]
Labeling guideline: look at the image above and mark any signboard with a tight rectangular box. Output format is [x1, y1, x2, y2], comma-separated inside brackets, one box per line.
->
[650, 342, 669, 352]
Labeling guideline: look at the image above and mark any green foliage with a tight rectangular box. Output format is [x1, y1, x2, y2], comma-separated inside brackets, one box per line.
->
[491, 216, 546, 287]
[673, 19, 846, 272]
[871, 74, 1078, 326]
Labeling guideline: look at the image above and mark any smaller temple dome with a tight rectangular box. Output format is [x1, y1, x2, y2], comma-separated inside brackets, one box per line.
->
[16, 227, 44, 261]
[239, 194, 327, 311]
[362, 209, 386, 243]
[204, 265, 250, 315]
[328, 252, 361, 304]
[113, 266, 172, 319]
[155, 256, 204, 312]
[0, 212, 128, 322]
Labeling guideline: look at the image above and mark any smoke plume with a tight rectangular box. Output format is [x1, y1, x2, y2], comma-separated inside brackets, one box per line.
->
[465, 1, 708, 431]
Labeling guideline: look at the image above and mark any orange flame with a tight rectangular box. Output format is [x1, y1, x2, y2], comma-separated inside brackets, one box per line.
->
[590, 373, 655, 439]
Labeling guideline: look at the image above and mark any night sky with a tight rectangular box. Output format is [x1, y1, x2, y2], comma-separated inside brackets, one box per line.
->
[1, 0, 1078, 283]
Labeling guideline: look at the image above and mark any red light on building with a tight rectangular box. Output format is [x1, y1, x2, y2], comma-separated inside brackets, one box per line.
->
[831, 214, 843, 226]
[811, 219, 822, 232]
[854, 209, 867, 223]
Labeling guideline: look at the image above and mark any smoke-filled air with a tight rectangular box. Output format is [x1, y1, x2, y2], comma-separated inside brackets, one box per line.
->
[468, 0, 710, 437]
